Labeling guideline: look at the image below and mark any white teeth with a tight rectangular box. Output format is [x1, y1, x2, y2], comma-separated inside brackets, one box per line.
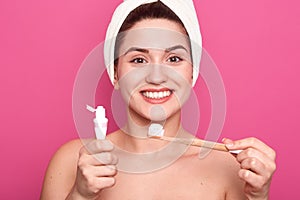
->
[142, 90, 171, 99]
[150, 92, 153, 98]
[163, 91, 167, 97]
[158, 92, 163, 98]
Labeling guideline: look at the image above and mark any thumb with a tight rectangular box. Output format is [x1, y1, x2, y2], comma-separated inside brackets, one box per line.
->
[222, 138, 235, 149]
[222, 138, 234, 144]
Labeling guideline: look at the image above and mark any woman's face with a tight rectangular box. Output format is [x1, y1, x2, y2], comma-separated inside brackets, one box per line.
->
[115, 18, 193, 124]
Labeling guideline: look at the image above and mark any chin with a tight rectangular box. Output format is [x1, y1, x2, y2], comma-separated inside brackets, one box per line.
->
[147, 106, 181, 123]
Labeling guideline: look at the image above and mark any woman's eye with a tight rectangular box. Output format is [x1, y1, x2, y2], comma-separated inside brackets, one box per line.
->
[130, 57, 147, 64]
[168, 56, 183, 63]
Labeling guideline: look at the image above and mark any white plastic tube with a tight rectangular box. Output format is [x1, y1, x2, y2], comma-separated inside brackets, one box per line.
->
[86, 105, 108, 140]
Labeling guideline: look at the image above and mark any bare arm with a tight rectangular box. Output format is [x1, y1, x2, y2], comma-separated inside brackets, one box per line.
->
[41, 139, 118, 200]
[41, 139, 82, 200]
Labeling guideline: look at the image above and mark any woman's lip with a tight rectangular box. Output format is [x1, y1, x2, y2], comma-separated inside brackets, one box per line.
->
[140, 88, 172, 93]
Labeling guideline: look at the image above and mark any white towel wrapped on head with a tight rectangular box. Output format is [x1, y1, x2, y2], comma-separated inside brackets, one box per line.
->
[104, 0, 202, 86]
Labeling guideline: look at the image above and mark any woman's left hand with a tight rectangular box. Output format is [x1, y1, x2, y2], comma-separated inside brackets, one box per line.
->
[223, 137, 276, 200]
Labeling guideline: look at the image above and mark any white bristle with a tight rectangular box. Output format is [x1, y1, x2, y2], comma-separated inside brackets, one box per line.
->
[148, 123, 164, 137]
[229, 150, 242, 154]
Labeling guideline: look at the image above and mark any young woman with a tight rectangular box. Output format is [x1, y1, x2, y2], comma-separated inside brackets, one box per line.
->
[41, 1, 276, 199]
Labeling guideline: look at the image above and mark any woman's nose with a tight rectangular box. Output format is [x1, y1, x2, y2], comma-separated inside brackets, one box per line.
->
[145, 64, 168, 85]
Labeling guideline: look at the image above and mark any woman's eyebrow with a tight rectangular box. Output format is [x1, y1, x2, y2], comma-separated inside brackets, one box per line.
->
[123, 45, 188, 55]
[165, 45, 188, 53]
[124, 47, 149, 55]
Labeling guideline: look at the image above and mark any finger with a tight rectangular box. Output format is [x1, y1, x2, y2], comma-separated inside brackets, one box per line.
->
[225, 137, 276, 160]
[239, 169, 268, 190]
[222, 138, 234, 144]
[93, 165, 118, 177]
[78, 152, 118, 167]
[240, 157, 267, 176]
[80, 140, 114, 155]
[222, 138, 241, 156]
[94, 177, 116, 190]
[93, 152, 119, 165]
[236, 148, 276, 173]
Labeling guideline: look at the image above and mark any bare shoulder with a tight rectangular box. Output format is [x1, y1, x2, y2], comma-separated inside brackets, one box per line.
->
[41, 139, 83, 199]
[55, 138, 83, 157]
[209, 151, 246, 199]
[47, 139, 83, 169]
[185, 147, 247, 199]
[186, 147, 241, 178]
[214, 151, 247, 199]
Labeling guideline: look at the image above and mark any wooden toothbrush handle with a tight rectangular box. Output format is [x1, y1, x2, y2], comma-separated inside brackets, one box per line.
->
[191, 139, 228, 152]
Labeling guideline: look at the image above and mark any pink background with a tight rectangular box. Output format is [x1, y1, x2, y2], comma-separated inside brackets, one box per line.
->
[1, 0, 299, 199]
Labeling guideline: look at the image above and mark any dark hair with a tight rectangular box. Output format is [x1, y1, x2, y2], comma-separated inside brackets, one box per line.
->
[114, 1, 188, 66]
[119, 1, 186, 33]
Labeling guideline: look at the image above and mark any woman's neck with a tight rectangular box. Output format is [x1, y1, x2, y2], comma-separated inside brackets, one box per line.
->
[113, 110, 184, 153]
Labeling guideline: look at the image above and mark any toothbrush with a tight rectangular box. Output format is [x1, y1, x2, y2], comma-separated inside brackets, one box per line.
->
[86, 105, 108, 140]
[148, 123, 242, 154]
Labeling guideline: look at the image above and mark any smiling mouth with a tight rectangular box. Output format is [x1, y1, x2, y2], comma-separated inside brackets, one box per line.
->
[140, 89, 173, 104]
[141, 90, 172, 99]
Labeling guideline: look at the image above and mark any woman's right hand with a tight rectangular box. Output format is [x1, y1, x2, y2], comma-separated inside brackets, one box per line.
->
[67, 139, 118, 200]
